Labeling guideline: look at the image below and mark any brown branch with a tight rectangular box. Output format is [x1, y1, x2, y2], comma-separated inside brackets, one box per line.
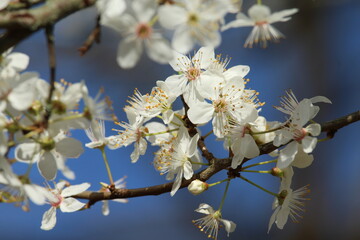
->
[74, 110, 360, 206]
[78, 15, 101, 56]
[5, 0, 45, 11]
[0, 0, 97, 54]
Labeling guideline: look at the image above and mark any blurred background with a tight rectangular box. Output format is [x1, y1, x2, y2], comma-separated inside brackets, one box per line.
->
[1, 0, 360, 239]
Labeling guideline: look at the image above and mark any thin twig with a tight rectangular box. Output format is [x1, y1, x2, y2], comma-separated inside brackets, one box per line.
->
[74, 111, 360, 205]
[78, 15, 101, 56]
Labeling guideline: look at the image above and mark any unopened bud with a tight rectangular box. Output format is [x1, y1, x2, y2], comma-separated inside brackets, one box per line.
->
[188, 180, 209, 195]
[271, 167, 284, 177]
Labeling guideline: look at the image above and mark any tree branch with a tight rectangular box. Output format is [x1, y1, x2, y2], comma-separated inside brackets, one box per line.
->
[74, 110, 360, 206]
[0, 0, 97, 53]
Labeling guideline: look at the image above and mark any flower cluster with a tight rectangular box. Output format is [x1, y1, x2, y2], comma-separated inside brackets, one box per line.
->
[0, 1, 340, 239]
[96, 0, 298, 68]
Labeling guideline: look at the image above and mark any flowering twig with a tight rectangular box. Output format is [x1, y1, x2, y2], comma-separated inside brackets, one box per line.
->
[73, 111, 360, 205]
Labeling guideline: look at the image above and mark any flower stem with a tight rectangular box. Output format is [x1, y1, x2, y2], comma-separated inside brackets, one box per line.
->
[239, 175, 278, 197]
[145, 128, 179, 136]
[218, 179, 231, 211]
[189, 160, 210, 166]
[241, 159, 277, 170]
[257, 0, 262, 5]
[202, 130, 213, 139]
[208, 178, 230, 187]
[317, 137, 331, 142]
[241, 170, 272, 174]
[251, 126, 281, 135]
[100, 147, 114, 186]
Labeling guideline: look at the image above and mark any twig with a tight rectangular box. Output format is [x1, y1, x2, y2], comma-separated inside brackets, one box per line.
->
[73, 111, 360, 205]
[78, 15, 101, 56]
[0, 0, 97, 54]
[43, 25, 56, 128]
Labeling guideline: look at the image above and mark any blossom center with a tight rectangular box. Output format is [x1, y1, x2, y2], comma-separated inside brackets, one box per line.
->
[50, 194, 63, 208]
[293, 128, 307, 142]
[255, 20, 268, 26]
[136, 23, 152, 39]
[187, 13, 199, 26]
[213, 98, 228, 113]
[186, 67, 201, 81]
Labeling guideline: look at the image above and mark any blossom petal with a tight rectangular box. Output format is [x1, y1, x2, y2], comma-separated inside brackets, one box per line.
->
[40, 207, 57, 231]
[172, 25, 195, 54]
[277, 141, 298, 169]
[60, 197, 86, 212]
[158, 5, 187, 29]
[292, 147, 314, 168]
[183, 161, 194, 180]
[301, 136, 317, 153]
[306, 123, 321, 137]
[220, 219, 236, 236]
[15, 142, 40, 162]
[145, 36, 173, 64]
[7, 52, 29, 71]
[132, 0, 156, 22]
[117, 38, 142, 69]
[61, 182, 91, 197]
[187, 101, 214, 124]
[102, 201, 110, 216]
[55, 137, 84, 158]
[170, 168, 183, 196]
[310, 96, 332, 104]
[24, 184, 47, 205]
[38, 152, 57, 180]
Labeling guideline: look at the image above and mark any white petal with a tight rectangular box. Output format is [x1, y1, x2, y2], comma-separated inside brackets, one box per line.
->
[241, 135, 260, 158]
[158, 5, 187, 29]
[132, 0, 156, 22]
[40, 207, 57, 231]
[172, 25, 195, 54]
[220, 219, 236, 236]
[292, 147, 314, 168]
[310, 96, 332, 104]
[195, 203, 214, 214]
[268, 207, 279, 233]
[187, 101, 213, 124]
[24, 184, 47, 205]
[194, 46, 215, 69]
[183, 161, 194, 180]
[15, 142, 40, 162]
[145, 36, 173, 64]
[277, 141, 298, 169]
[117, 38, 142, 69]
[61, 182, 91, 197]
[268, 8, 299, 23]
[275, 206, 290, 229]
[7, 52, 29, 71]
[187, 133, 200, 157]
[8, 78, 37, 111]
[55, 137, 84, 158]
[221, 17, 254, 31]
[102, 201, 110, 216]
[38, 152, 57, 180]
[170, 168, 183, 196]
[224, 65, 250, 81]
[60, 197, 86, 212]
[306, 123, 321, 137]
[301, 136, 317, 153]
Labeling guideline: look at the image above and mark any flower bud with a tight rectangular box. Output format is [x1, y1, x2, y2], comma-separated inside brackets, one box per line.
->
[188, 180, 209, 195]
[271, 167, 284, 177]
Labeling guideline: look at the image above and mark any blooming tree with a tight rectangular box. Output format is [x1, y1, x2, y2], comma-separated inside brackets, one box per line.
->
[0, 0, 359, 239]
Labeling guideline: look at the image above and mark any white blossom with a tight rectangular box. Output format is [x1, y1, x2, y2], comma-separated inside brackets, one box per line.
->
[41, 182, 90, 230]
[193, 203, 236, 240]
[268, 185, 310, 232]
[158, 0, 229, 53]
[222, 4, 298, 48]
[100, 0, 172, 68]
